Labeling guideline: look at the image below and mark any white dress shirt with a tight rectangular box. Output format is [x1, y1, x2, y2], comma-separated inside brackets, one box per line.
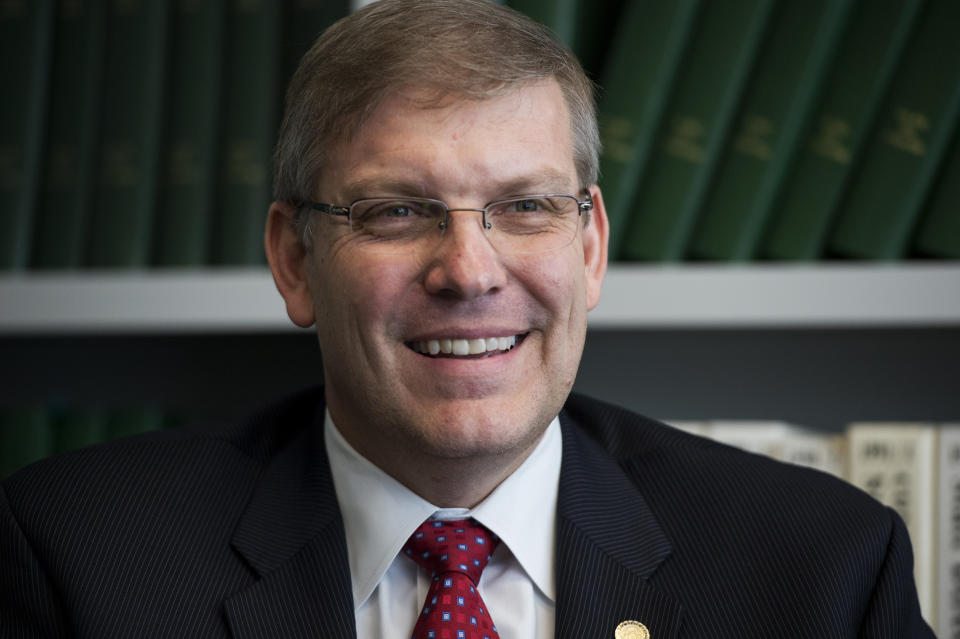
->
[325, 410, 562, 639]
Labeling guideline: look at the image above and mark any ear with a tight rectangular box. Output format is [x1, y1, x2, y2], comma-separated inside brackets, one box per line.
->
[581, 184, 609, 311]
[265, 201, 317, 328]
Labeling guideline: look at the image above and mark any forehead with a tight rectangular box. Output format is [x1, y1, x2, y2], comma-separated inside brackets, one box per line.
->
[319, 79, 578, 199]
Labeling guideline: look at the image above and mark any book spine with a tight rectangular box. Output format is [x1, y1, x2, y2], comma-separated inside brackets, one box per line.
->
[0, 0, 55, 270]
[106, 407, 167, 440]
[211, 0, 281, 266]
[0, 408, 52, 480]
[688, 0, 855, 261]
[597, 0, 700, 259]
[619, 0, 777, 262]
[281, 0, 349, 97]
[32, 0, 107, 269]
[759, 0, 926, 261]
[153, 0, 225, 266]
[939, 424, 960, 639]
[87, 0, 170, 268]
[913, 129, 960, 258]
[279, 0, 350, 164]
[846, 422, 938, 625]
[827, 0, 960, 260]
[51, 408, 108, 455]
[504, 0, 579, 49]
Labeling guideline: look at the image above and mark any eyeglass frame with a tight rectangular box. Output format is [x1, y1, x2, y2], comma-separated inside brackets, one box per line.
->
[300, 190, 594, 237]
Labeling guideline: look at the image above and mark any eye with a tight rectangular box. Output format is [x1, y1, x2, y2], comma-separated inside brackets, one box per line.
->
[383, 204, 415, 218]
[512, 199, 543, 212]
[355, 199, 435, 223]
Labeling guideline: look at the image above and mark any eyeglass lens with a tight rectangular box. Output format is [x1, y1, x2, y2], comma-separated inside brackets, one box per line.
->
[347, 195, 581, 255]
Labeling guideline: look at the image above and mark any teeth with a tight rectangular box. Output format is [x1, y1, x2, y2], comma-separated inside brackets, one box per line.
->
[414, 335, 517, 356]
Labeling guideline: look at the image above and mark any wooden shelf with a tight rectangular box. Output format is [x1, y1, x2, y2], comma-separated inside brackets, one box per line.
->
[1, 263, 958, 334]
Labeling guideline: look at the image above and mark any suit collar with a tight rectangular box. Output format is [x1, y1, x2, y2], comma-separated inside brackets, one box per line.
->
[221, 389, 683, 638]
[225, 393, 357, 638]
[556, 411, 683, 639]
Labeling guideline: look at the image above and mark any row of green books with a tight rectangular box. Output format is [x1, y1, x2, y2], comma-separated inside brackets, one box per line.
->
[667, 418, 959, 637]
[2, 0, 957, 270]
[0, 405, 178, 480]
[0, 0, 348, 271]
[593, 0, 960, 261]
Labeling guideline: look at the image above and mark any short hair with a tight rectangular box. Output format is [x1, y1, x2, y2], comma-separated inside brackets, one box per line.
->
[273, 0, 600, 236]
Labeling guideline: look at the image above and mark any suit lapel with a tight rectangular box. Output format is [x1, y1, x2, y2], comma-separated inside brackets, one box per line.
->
[224, 400, 357, 639]
[555, 414, 684, 639]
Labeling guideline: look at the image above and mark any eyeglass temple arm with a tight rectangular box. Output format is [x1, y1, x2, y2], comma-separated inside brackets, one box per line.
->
[579, 190, 594, 213]
[309, 202, 350, 217]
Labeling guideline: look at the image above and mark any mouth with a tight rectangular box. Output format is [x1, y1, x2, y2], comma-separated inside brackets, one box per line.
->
[405, 333, 527, 359]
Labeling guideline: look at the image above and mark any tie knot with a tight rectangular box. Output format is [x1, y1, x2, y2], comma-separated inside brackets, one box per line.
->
[403, 518, 499, 585]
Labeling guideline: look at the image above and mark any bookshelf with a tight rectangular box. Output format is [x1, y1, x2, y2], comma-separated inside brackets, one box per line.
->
[2, 263, 959, 332]
[2, 264, 958, 431]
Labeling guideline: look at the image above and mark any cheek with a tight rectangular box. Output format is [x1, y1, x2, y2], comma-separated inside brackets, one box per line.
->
[517, 251, 586, 321]
[313, 248, 416, 339]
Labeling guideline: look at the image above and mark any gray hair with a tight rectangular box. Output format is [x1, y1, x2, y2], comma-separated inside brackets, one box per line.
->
[272, 0, 600, 245]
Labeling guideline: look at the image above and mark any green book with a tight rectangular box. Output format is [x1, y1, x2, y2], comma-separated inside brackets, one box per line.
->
[688, 0, 855, 261]
[597, 0, 700, 259]
[153, 0, 225, 266]
[619, 0, 777, 262]
[506, 0, 578, 46]
[913, 130, 960, 257]
[0, 407, 52, 479]
[106, 407, 167, 441]
[827, 0, 960, 260]
[278, 0, 349, 171]
[760, 0, 926, 261]
[52, 408, 108, 455]
[32, 0, 107, 270]
[87, 0, 169, 268]
[282, 0, 349, 88]
[211, 0, 281, 266]
[505, 0, 620, 82]
[0, 0, 54, 270]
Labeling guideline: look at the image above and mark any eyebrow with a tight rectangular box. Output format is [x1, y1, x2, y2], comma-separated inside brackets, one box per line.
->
[340, 168, 577, 203]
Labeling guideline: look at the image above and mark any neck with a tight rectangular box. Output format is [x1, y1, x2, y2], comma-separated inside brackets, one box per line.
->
[329, 407, 547, 508]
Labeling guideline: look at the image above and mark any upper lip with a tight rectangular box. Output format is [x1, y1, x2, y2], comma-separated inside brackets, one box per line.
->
[403, 328, 528, 342]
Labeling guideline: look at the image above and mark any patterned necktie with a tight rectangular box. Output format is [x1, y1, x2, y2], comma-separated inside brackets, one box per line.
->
[403, 518, 501, 639]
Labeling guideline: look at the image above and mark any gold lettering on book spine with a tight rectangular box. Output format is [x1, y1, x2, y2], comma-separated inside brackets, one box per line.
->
[664, 116, 705, 164]
[810, 115, 851, 164]
[600, 116, 636, 164]
[734, 114, 774, 161]
[883, 107, 928, 156]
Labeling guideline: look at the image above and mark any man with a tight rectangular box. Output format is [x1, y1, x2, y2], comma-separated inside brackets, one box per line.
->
[0, 1, 934, 637]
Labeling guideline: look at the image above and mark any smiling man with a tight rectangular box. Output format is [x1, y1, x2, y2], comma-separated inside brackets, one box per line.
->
[0, 1, 935, 638]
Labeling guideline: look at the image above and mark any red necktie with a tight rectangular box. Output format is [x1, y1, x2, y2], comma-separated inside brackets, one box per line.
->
[403, 518, 501, 639]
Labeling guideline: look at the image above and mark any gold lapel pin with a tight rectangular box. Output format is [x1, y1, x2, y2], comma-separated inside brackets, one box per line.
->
[615, 620, 650, 639]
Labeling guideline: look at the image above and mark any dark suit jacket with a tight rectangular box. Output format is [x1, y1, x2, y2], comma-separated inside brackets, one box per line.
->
[0, 387, 934, 638]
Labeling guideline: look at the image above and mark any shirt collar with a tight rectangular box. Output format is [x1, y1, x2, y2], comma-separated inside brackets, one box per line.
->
[325, 410, 561, 608]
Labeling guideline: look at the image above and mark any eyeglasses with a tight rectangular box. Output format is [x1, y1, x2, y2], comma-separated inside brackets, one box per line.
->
[304, 193, 593, 256]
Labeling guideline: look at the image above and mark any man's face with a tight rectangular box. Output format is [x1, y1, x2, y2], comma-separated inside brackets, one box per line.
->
[281, 80, 607, 478]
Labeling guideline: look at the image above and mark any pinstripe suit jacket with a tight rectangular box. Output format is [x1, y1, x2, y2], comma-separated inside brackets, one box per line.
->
[0, 387, 934, 638]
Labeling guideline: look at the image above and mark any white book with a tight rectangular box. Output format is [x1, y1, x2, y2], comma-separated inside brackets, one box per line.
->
[775, 429, 847, 479]
[664, 419, 711, 437]
[846, 422, 938, 629]
[938, 424, 960, 639]
[706, 420, 796, 458]
[706, 420, 847, 478]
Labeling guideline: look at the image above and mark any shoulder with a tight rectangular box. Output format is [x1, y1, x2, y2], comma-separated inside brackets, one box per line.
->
[1, 386, 325, 538]
[561, 391, 894, 558]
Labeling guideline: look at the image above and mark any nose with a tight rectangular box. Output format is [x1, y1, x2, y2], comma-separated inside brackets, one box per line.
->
[422, 209, 507, 300]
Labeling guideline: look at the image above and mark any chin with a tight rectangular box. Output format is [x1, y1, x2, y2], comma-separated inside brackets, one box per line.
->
[403, 400, 552, 460]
